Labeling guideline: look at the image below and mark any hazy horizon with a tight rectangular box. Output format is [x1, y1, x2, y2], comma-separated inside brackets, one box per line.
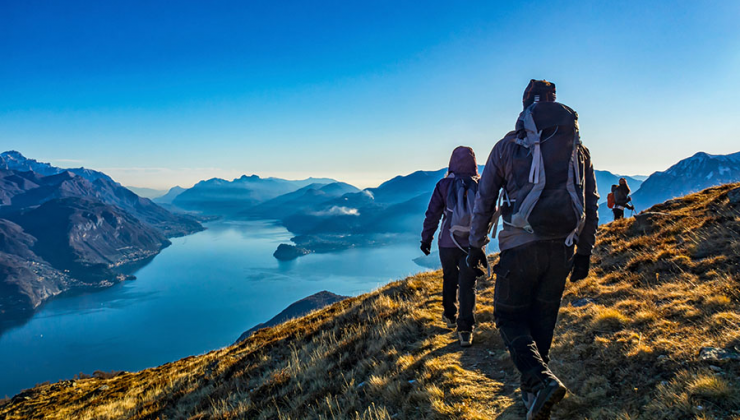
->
[4, 147, 735, 192]
[8, 148, 665, 193]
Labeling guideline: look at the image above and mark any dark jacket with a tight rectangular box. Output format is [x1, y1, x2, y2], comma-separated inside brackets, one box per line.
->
[421, 147, 479, 249]
[611, 184, 631, 207]
[469, 102, 599, 256]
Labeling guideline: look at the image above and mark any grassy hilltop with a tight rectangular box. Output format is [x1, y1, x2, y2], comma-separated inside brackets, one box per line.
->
[2, 184, 740, 420]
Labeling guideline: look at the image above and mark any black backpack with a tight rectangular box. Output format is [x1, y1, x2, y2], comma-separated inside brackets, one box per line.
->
[445, 174, 478, 251]
[502, 101, 586, 243]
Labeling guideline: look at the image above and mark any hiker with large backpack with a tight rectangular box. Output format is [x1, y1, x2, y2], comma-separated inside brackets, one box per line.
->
[608, 177, 634, 220]
[421, 146, 480, 348]
[466, 80, 599, 420]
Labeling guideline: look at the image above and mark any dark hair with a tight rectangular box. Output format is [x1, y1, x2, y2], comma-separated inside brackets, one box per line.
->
[619, 178, 631, 194]
[522, 79, 556, 109]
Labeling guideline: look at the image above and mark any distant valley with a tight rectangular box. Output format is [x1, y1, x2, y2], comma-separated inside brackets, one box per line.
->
[150, 150, 740, 260]
[0, 152, 203, 333]
[3, 148, 739, 334]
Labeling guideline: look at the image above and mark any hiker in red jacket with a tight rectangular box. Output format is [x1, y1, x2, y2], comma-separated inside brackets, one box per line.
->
[611, 177, 634, 220]
[421, 146, 479, 347]
[467, 80, 599, 420]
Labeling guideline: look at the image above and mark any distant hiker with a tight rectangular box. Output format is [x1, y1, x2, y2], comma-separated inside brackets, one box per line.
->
[609, 177, 635, 220]
[421, 146, 480, 348]
[466, 80, 599, 420]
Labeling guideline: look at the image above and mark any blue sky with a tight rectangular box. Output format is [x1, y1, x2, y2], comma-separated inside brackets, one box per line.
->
[1, 1, 739, 190]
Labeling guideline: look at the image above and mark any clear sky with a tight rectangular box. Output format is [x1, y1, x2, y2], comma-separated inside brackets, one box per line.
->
[1, 1, 739, 190]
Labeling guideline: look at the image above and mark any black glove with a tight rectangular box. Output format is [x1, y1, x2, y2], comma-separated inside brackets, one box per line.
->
[570, 254, 590, 282]
[466, 247, 488, 277]
[420, 241, 431, 256]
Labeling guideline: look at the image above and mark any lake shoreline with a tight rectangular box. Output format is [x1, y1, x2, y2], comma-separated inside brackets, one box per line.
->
[0, 220, 427, 398]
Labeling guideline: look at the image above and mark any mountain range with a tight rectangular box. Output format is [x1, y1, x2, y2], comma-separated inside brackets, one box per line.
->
[150, 151, 740, 260]
[171, 175, 338, 215]
[0, 152, 204, 332]
[3, 148, 737, 322]
[598, 150, 740, 222]
[149, 167, 477, 260]
[271, 169, 458, 259]
[153, 186, 187, 205]
[258, 167, 647, 259]
[0, 151, 115, 184]
[4, 182, 738, 419]
[631, 151, 740, 211]
[238, 182, 361, 220]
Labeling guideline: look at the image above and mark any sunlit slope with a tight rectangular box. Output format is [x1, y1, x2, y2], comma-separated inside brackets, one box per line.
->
[2, 183, 739, 420]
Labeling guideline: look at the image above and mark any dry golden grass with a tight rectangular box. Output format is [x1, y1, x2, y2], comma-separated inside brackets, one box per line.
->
[2, 183, 740, 419]
[590, 306, 629, 331]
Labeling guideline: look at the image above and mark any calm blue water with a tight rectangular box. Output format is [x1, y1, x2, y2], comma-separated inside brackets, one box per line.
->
[0, 221, 427, 397]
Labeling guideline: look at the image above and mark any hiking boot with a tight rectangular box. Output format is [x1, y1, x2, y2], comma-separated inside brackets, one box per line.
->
[442, 314, 456, 329]
[522, 389, 550, 419]
[522, 389, 536, 411]
[526, 378, 566, 420]
[458, 330, 473, 347]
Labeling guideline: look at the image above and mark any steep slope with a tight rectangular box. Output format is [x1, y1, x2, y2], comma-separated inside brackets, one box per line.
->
[0, 219, 70, 317]
[0, 170, 43, 206]
[10, 198, 170, 281]
[0, 198, 172, 322]
[3, 183, 738, 419]
[0, 168, 202, 237]
[632, 150, 740, 211]
[0, 195, 175, 329]
[0, 163, 203, 330]
[2, 170, 101, 210]
[597, 151, 740, 223]
[90, 177, 202, 237]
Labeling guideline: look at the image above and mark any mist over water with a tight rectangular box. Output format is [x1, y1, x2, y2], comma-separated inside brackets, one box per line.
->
[0, 221, 426, 397]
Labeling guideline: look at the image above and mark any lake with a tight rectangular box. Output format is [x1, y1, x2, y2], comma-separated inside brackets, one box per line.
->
[0, 220, 430, 398]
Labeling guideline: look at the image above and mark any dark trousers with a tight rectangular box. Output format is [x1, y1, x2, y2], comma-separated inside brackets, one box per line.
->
[613, 208, 624, 220]
[439, 247, 477, 331]
[493, 240, 574, 390]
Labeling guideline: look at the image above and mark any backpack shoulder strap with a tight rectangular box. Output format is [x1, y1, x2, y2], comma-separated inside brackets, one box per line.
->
[507, 103, 546, 233]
